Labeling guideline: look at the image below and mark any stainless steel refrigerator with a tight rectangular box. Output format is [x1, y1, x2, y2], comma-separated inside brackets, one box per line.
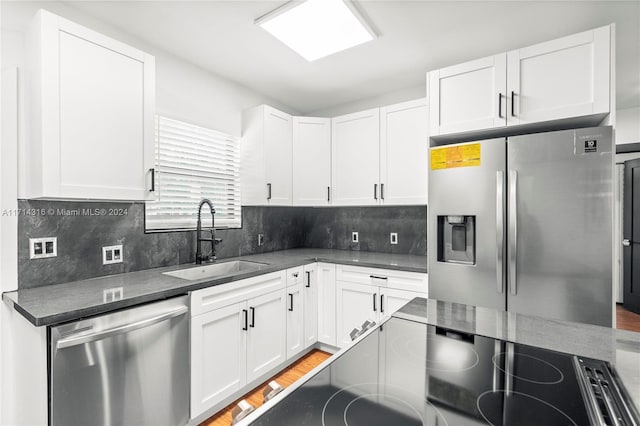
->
[428, 126, 613, 327]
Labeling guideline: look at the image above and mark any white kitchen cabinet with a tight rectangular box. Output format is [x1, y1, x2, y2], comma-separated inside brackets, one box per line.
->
[241, 105, 293, 205]
[190, 271, 286, 419]
[336, 281, 377, 348]
[331, 108, 381, 205]
[302, 264, 319, 348]
[293, 117, 332, 205]
[317, 263, 337, 346]
[429, 54, 506, 136]
[380, 99, 429, 204]
[25, 9, 155, 200]
[428, 25, 611, 137]
[286, 283, 304, 358]
[506, 26, 611, 126]
[191, 302, 246, 417]
[246, 289, 287, 383]
[335, 265, 428, 348]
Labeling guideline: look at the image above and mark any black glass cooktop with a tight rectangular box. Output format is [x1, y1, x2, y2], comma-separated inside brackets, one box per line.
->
[251, 317, 638, 426]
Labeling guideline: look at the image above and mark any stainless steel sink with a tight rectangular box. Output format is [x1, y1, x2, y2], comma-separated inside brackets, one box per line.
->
[163, 261, 268, 281]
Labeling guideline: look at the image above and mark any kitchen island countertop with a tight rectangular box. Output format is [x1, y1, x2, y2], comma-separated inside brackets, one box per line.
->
[3, 248, 427, 326]
[395, 297, 640, 411]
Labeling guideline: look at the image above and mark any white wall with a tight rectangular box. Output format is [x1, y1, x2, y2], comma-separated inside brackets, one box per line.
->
[616, 106, 640, 144]
[308, 84, 425, 117]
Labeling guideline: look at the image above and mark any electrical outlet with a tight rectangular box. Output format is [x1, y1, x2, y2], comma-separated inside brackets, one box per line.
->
[258, 233, 264, 246]
[29, 237, 57, 259]
[103, 245, 123, 265]
[352, 232, 359, 243]
[390, 232, 398, 245]
[103, 287, 123, 303]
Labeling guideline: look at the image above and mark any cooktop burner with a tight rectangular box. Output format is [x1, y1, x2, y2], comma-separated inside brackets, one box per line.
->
[477, 390, 579, 425]
[251, 317, 639, 426]
[492, 352, 565, 385]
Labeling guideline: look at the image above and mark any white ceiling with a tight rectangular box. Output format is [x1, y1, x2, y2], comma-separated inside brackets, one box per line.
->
[5, 1, 640, 114]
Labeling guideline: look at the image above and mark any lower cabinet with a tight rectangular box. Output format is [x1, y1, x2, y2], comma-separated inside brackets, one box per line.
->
[190, 262, 427, 418]
[336, 265, 428, 348]
[286, 283, 304, 358]
[317, 263, 337, 346]
[190, 271, 286, 419]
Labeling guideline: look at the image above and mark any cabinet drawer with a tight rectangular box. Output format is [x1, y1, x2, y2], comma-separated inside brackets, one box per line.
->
[336, 265, 427, 293]
[191, 271, 286, 316]
[286, 266, 305, 287]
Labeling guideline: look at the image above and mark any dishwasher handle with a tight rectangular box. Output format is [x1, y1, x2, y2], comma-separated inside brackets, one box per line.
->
[56, 305, 188, 349]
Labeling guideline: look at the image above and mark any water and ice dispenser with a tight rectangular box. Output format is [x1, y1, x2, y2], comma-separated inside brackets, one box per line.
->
[437, 215, 476, 264]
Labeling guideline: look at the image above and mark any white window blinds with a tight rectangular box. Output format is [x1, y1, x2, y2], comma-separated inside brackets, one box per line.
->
[145, 116, 241, 230]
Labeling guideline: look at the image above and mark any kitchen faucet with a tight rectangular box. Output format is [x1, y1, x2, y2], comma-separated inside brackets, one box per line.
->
[195, 198, 223, 264]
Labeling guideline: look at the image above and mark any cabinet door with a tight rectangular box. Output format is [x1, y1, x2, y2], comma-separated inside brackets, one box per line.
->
[303, 264, 318, 348]
[246, 289, 287, 383]
[286, 284, 304, 359]
[34, 11, 154, 200]
[380, 99, 429, 205]
[331, 109, 380, 206]
[191, 302, 246, 418]
[293, 117, 331, 206]
[507, 26, 610, 125]
[429, 53, 506, 136]
[336, 281, 377, 348]
[379, 288, 423, 320]
[264, 106, 293, 205]
[317, 263, 337, 346]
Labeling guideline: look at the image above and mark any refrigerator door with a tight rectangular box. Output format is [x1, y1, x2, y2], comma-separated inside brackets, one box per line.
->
[507, 127, 613, 327]
[428, 139, 507, 310]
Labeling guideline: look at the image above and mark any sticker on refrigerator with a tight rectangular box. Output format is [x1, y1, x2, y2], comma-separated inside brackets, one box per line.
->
[431, 143, 481, 170]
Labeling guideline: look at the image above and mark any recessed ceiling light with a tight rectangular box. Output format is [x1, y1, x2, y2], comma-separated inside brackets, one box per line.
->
[256, 0, 376, 62]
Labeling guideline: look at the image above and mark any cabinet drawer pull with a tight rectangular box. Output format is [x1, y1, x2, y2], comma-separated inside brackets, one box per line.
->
[373, 293, 377, 312]
[380, 294, 385, 313]
[267, 183, 272, 200]
[292, 272, 299, 278]
[149, 168, 155, 192]
[327, 186, 330, 202]
[288, 293, 294, 311]
[511, 91, 516, 117]
[380, 183, 384, 200]
[498, 93, 503, 118]
[374, 183, 378, 200]
[305, 271, 311, 288]
[242, 309, 248, 331]
[249, 307, 255, 328]
[369, 275, 388, 280]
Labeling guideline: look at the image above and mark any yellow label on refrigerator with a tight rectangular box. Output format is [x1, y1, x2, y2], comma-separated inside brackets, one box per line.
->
[431, 143, 481, 170]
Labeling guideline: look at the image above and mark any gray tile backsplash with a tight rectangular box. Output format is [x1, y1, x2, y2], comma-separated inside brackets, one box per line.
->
[17, 200, 426, 289]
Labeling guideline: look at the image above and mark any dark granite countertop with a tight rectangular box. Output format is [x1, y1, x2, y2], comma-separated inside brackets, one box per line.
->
[394, 297, 640, 409]
[2, 249, 427, 327]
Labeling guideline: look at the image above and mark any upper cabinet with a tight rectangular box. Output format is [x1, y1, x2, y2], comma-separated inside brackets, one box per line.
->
[506, 26, 611, 126]
[241, 105, 293, 206]
[428, 25, 612, 138]
[331, 108, 380, 206]
[292, 117, 331, 206]
[380, 99, 429, 205]
[243, 99, 429, 207]
[25, 10, 155, 200]
[428, 54, 506, 136]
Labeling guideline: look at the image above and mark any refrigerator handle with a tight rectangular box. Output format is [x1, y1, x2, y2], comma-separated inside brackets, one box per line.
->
[496, 171, 504, 294]
[509, 170, 518, 295]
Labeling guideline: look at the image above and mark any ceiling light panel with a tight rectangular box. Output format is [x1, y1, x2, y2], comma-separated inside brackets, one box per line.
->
[257, 0, 375, 62]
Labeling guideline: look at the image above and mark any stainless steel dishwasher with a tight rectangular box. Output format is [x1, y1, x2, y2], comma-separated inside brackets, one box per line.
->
[50, 295, 190, 426]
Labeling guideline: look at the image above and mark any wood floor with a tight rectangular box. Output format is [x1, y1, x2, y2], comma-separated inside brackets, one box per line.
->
[200, 349, 331, 426]
[616, 304, 640, 332]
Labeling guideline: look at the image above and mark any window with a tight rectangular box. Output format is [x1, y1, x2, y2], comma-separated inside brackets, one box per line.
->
[146, 116, 241, 231]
